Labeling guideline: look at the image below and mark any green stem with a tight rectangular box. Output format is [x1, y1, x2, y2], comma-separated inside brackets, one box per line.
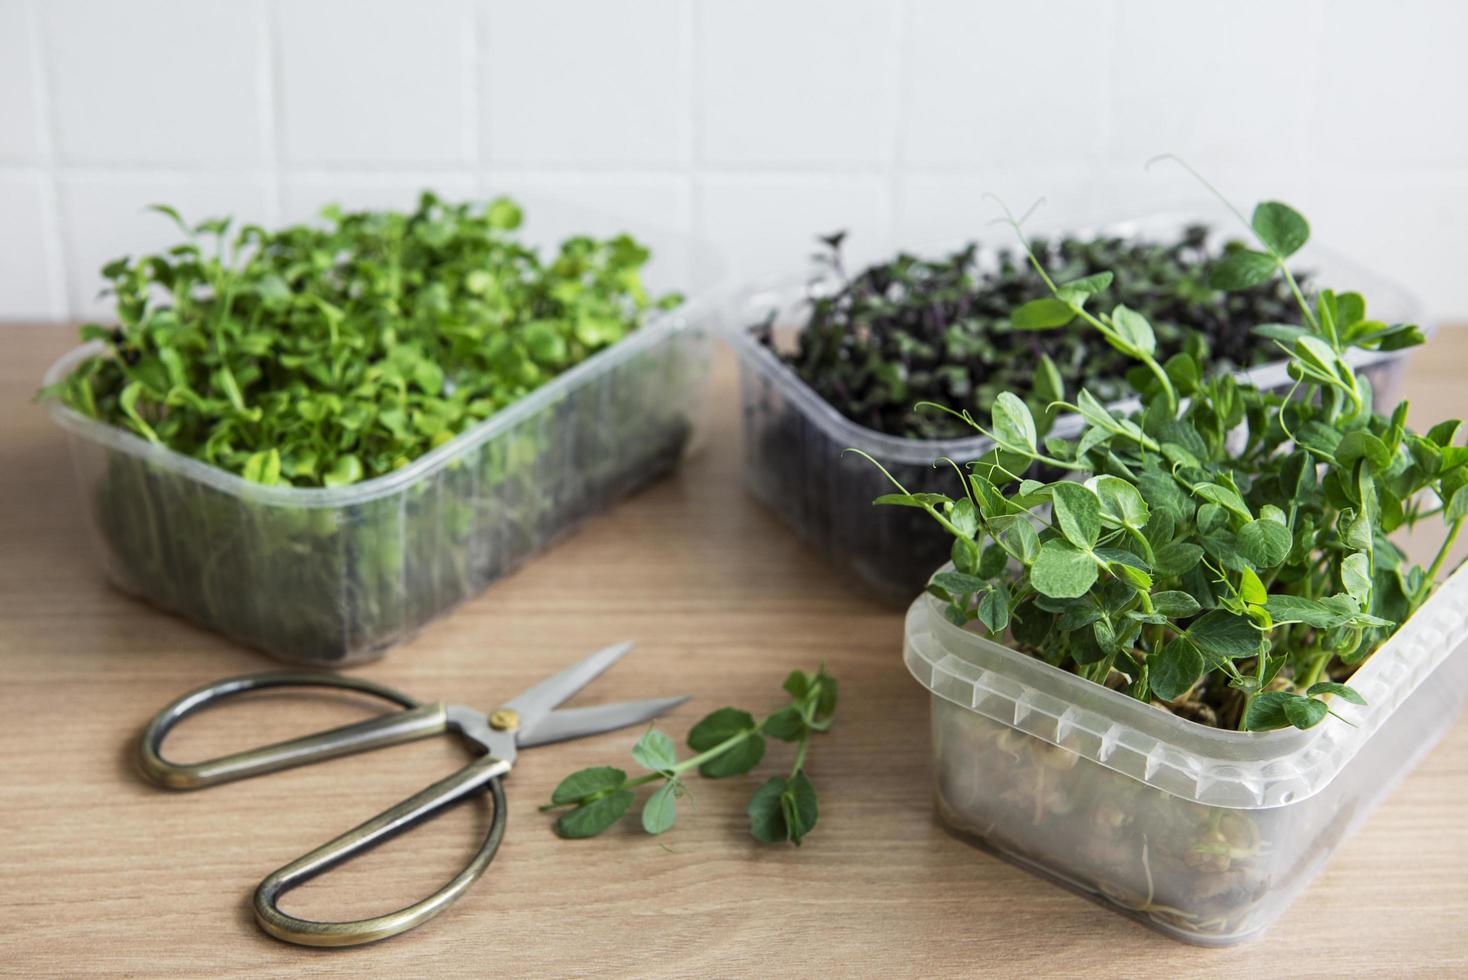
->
[1416, 516, 1464, 603]
[789, 736, 809, 779]
[541, 728, 757, 811]
[1295, 648, 1332, 693]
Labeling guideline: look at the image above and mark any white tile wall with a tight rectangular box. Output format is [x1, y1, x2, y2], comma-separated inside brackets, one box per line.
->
[40, 0, 267, 167]
[276, 0, 474, 167]
[0, 173, 60, 317]
[0, 1, 43, 163]
[2, 0, 1467, 323]
[481, 0, 689, 167]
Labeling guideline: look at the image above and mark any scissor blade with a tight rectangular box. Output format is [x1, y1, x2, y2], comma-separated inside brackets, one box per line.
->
[500, 641, 635, 732]
[518, 696, 690, 748]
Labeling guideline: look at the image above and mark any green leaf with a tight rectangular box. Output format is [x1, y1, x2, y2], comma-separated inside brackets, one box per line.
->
[555, 789, 636, 838]
[1264, 594, 1353, 629]
[873, 492, 951, 509]
[1242, 691, 1293, 731]
[1191, 482, 1253, 522]
[784, 771, 819, 845]
[1239, 566, 1268, 606]
[996, 516, 1041, 565]
[1086, 475, 1149, 530]
[1210, 249, 1277, 291]
[1151, 591, 1202, 618]
[1284, 696, 1329, 730]
[1031, 539, 1098, 599]
[1050, 481, 1102, 549]
[551, 765, 627, 805]
[486, 196, 523, 229]
[747, 777, 790, 844]
[1337, 431, 1392, 470]
[1186, 611, 1262, 660]
[978, 587, 1010, 634]
[747, 772, 820, 846]
[1058, 271, 1113, 296]
[1153, 541, 1204, 578]
[687, 707, 756, 751]
[1252, 322, 1309, 344]
[641, 781, 678, 835]
[1306, 681, 1366, 705]
[1034, 354, 1064, 407]
[992, 392, 1037, 452]
[948, 498, 979, 538]
[762, 706, 806, 742]
[631, 729, 678, 772]
[1342, 552, 1372, 603]
[745, 774, 827, 845]
[977, 543, 1009, 578]
[1109, 304, 1156, 358]
[700, 733, 766, 779]
[1150, 637, 1204, 701]
[932, 570, 987, 595]
[1237, 519, 1292, 568]
[1012, 298, 1075, 329]
[1251, 201, 1310, 258]
[322, 454, 364, 488]
[1446, 485, 1468, 523]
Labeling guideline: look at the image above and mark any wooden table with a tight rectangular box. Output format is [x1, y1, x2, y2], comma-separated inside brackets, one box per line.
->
[3, 324, 1466, 978]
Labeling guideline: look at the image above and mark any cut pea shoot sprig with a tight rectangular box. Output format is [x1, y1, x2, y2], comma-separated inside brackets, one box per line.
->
[543, 667, 837, 845]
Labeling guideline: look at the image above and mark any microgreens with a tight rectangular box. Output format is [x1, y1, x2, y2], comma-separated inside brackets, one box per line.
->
[543, 667, 837, 845]
[855, 183, 1449, 732]
[45, 193, 679, 487]
[759, 224, 1308, 441]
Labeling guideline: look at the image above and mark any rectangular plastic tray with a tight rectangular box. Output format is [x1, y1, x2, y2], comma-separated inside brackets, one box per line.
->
[44, 304, 710, 665]
[722, 216, 1425, 604]
[904, 561, 1468, 945]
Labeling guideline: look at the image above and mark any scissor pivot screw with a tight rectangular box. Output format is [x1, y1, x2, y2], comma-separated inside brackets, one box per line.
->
[488, 708, 520, 732]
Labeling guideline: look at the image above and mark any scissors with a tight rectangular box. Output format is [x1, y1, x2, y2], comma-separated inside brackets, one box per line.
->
[138, 641, 685, 947]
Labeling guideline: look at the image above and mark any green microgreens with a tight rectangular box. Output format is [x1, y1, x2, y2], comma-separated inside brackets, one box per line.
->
[855, 180, 1450, 732]
[758, 218, 1311, 441]
[542, 667, 837, 845]
[43, 193, 679, 487]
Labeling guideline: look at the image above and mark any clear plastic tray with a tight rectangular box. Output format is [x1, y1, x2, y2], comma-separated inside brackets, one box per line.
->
[905, 561, 1468, 945]
[722, 215, 1426, 604]
[44, 303, 711, 665]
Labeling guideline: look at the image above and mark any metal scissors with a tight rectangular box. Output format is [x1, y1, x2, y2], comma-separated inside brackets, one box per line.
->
[138, 641, 684, 947]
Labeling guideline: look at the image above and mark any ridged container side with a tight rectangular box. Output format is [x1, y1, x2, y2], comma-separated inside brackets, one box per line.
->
[44, 303, 711, 665]
[907, 561, 1468, 945]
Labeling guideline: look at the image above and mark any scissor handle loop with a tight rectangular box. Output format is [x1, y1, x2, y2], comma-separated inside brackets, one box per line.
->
[138, 671, 512, 946]
[254, 757, 510, 947]
[139, 671, 438, 790]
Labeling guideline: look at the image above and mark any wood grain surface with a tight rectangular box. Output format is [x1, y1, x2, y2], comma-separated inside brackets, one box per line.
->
[2, 324, 1466, 978]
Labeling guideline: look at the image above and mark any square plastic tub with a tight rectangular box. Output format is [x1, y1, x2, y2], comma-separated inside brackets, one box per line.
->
[904, 562, 1468, 945]
[43, 304, 710, 666]
[722, 216, 1426, 604]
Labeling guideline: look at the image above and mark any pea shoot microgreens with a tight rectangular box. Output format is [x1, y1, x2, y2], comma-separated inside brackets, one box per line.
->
[45, 193, 679, 487]
[854, 176, 1454, 732]
[543, 667, 837, 845]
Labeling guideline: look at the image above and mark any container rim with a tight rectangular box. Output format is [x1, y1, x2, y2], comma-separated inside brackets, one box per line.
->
[40, 294, 707, 508]
[718, 210, 1428, 466]
[907, 559, 1468, 806]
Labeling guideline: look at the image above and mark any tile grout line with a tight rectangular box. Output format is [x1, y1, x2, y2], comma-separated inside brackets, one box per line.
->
[464, 0, 482, 172]
[259, 0, 282, 224]
[23, 0, 70, 321]
[886, 0, 911, 248]
[684, 0, 703, 281]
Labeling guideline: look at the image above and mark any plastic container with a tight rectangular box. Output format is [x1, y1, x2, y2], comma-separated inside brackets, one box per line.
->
[904, 561, 1468, 945]
[44, 304, 710, 665]
[724, 216, 1426, 604]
